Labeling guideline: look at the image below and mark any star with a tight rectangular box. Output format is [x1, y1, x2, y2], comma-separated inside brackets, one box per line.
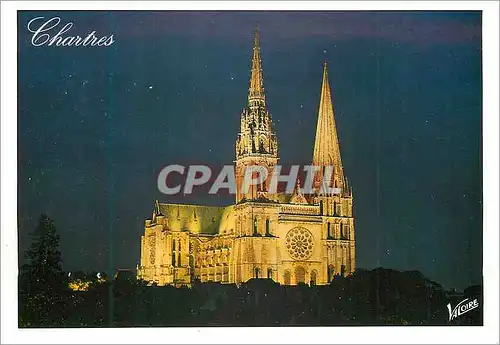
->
[148, 85, 154, 89]
[230, 76, 234, 80]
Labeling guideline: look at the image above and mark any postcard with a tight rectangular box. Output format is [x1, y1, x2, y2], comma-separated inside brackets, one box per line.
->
[2, 2, 498, 344]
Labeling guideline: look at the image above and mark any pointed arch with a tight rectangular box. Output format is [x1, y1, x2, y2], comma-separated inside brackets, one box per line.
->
[295, 266, 306, 284]
[254, 267, 260, 279]
[283, 270, 291, 285]
[328, 265, 335, 282]
[310, 270, 318, 286]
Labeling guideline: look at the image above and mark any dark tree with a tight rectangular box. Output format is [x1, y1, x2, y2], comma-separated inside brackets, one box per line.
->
[19, 214, 67, 327]
[24, 214, 63, 290]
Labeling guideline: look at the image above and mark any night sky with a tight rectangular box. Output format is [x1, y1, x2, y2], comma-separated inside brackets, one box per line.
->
[18, 11, 482, 289]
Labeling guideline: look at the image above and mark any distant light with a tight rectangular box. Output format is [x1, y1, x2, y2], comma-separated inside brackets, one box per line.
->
[97, 272, 101, 279]
[148, 85, 153, 89]
[68, 272, 71, 277]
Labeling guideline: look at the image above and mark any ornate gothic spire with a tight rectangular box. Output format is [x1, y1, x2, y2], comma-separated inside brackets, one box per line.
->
[235, 30, 278, 203]
[236, 29, 277, 160]
[248, 29, 265, 107]
[313, 62, 345, 191]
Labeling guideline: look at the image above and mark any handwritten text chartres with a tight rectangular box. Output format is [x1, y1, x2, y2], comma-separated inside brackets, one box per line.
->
[27, 17, 115, 47]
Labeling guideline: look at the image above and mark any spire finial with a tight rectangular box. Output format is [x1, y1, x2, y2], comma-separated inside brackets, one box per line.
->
[253, 27, 260, 46]
[248, 29, 265, 106]
[312, 62, 345, 192]
[290, 178, 308, 204]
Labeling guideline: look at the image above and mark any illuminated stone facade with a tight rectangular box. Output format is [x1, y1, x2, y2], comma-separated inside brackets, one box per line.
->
[138, 31, 355, 286]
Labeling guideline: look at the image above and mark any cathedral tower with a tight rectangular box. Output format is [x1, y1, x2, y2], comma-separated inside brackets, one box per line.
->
[235, 30, 278, 203]
[312, 63, 348, 194]
[312, 63, 355, 277]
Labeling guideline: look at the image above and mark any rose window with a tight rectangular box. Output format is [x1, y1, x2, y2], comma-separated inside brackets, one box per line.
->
[285, 227, 314, 260]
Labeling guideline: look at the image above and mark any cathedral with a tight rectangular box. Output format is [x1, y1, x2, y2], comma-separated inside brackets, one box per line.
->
[138, 31, 355, 286]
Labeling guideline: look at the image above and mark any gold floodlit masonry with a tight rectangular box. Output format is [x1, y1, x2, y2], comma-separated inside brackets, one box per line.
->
[138, 31, 355, 286]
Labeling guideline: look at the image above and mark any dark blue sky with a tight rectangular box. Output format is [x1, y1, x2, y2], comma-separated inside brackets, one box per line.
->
[18, 11, 482, 289]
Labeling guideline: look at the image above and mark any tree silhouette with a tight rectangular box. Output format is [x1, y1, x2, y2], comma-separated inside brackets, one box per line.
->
[25, 214, 63, 290]
[19, 214, 66, 326]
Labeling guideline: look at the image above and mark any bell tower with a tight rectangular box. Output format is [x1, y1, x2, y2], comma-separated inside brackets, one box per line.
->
[311, 62, 355, 276]
[311, 62, 353, 210]
[235, 30, 278, 203]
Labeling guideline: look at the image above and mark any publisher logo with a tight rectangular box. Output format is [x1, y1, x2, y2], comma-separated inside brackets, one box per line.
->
[447, 298, 479, 322]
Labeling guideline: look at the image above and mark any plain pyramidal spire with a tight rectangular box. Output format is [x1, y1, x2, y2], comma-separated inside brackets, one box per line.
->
[248, 29, 265, 105]
[312, 62, 345, 190]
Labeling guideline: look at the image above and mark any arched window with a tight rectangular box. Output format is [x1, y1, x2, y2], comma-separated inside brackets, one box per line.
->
[177, 242, 182, 266]
[284, 270, 291, 285]
[310, 270, 317, 286]
[172, 239, 176, 266]
[327, 222, 331, 238]
[295, 266, 306, 284]
[267, 268, 273, 279]
[259, 139, 265, 153]
[253, 217, 258, 235]
[265, 219, 270, 236]
[340, 223, 344, 239]
[328, 265, 335, 282]
[254, 267, 260, 279]
[341, 264, 346, 277]
[319, 200, 324, 215]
